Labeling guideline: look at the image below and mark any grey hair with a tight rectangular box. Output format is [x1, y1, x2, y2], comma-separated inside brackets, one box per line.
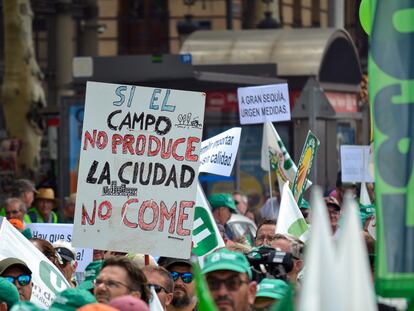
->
[5, 197, 26, 214]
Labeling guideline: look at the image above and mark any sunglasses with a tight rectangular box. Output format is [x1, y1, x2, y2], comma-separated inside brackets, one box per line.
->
[206, 276, 248, 291]
[5, 274, 31, 286]
[149, 284, 169, 294]
[170, 271, 193, 283]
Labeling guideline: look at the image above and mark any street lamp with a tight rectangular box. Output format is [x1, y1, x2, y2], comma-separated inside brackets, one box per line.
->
[176, 0, 199, 45]
[257, 0, 281, 29]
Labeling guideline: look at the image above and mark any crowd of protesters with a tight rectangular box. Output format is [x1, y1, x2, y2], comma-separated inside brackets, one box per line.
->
[0, 176, 385, 311]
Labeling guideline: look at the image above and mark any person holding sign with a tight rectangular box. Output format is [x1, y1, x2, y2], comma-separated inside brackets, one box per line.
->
[93, 257, 150, 305]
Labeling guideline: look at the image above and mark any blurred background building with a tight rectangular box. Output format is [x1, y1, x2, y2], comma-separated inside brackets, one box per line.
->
[0, 0, 368, 209]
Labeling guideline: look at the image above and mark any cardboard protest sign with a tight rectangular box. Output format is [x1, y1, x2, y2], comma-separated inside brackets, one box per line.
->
[237, 84, 290, 125]
[340, 145, 374, 183]
[27, 223, 93, 272]
[0, 218, 70, 308]
[199, 127, 241, 176]
[73, 82, 205, 259]
[291, 130, 319, 206]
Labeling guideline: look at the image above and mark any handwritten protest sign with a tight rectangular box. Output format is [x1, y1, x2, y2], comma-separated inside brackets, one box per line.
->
[237, 84, 290, 125]
[340, 145, 374, 183]
[72, 82, 205, 259]
[0, 218, 70, 308]
[27, 223, 93, 272]
[199, 127, 241, 176]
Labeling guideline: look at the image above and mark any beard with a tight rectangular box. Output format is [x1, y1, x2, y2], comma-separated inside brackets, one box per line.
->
[172, 292, 191, 308]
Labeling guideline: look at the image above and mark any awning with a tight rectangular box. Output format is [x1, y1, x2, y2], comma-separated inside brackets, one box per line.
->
[181, 28, 362, 86]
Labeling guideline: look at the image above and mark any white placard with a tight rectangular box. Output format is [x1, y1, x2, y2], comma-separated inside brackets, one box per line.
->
[199, 127, 241, 176]
[237, 83, 291, 125]
[72, 82, 205, 259]
[0, 218, 70, 308]
[27, 223, 93, 272]
[340, 145, 374, 183]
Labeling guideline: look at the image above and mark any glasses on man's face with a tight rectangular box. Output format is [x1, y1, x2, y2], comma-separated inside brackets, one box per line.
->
[94, 278, 133, 290]
[5, 274, 31, 286]
[206, 276, 248, 291]
[149, 284, 169, 294]
[170, 271, 193, 283]
[255, 235, 276, 243]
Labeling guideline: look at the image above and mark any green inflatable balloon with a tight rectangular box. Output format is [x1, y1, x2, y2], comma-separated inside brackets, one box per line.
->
[359, 0, 371, 35]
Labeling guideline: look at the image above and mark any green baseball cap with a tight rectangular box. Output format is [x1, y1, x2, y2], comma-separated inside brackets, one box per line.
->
[208, 193, 237, 213]
[10, 301, 42, 311]
[202, 248, 252, 279]
[0, 277, 20, 308]
[255, 278, 288, 300]
[77, 260, 103, 291]
[359, 203, 375, 226]
[0, 258, 32, 275]
[300, 199, 310, 209]
[49, 288, 96, 311]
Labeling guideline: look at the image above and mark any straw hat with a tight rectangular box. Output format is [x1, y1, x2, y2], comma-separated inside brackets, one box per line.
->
[35, 188, 58, 205]
[36, 188, 56, 200]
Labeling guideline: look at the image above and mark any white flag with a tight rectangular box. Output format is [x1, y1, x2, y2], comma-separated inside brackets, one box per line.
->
[192, 183, 225, 257]
[360, 182, 371, 205]
[276, 183, 309, 242]
[261, 122, 311, 189]
[0, 218, 70, 308]
[337, 194, 378, 311]
[299, 187, 342, 311]
[149, 286, 165, 311]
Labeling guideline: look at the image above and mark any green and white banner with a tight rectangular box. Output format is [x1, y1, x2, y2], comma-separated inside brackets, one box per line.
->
[365, 0, 414, 297]
[0, 218, 70, 308]
[291, 130, 319, 207]
[261, 122, 311, 190]
[192, 183, 225, 257]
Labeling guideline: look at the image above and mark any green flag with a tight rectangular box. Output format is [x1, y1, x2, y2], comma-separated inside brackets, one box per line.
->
[368, 0, 414, 297]
[192, 183, 225, 256]
[192, 260, 218, 311]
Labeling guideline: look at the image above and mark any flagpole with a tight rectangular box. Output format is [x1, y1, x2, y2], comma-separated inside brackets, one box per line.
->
[268, 159, 274, 211]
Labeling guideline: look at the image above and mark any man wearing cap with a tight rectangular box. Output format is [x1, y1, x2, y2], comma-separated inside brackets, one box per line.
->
[53, 240, 78, 287]
[27, 188, 59, 223]
[93, 256, 150, 305]
[158, 257, 196, 311]
[142, 265, 174, 310]
[0, 277, 20, 310]
[208, 193, 237, 240]
[49, 288, 96, 311]
[254, 278, 288, 310]
[202, 248, 257, 311]
[324, 196, 341, 234]
[11, 179, 37, 211]
[0, 258, 33, 301]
